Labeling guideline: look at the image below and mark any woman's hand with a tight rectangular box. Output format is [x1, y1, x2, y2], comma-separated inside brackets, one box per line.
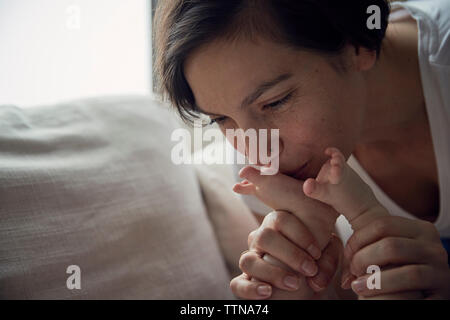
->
[342, 216, 450, 299]
[230, 233, 344, 299]
[230, 236, 343, 300]
[230, 166, 343, 299]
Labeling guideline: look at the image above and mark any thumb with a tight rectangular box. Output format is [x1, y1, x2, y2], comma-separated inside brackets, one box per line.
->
[307, 233, 344, 292]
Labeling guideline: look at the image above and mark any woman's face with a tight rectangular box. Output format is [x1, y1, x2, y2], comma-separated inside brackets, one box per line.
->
[184, 37, 374, 180]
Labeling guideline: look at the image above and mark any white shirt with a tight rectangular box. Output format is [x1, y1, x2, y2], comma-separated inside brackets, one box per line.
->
[232, 0, 450, 242]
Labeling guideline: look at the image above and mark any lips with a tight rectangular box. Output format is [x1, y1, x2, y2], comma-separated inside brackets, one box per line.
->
[286, 161, 310, 181]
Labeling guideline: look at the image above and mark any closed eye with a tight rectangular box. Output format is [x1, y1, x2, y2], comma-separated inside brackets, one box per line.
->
[208, 116, 227, 126]
[208, 91, 294, 125]
[262, 91, 294, 110]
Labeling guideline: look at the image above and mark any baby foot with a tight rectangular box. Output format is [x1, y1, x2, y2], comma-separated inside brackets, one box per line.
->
[315, 147, 347, 186]
[303, 147, 349, 199]
[303, 147, 386, 230]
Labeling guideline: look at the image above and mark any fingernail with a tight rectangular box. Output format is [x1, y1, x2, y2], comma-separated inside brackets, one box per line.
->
[307, 244, 321, 260]
[257, 285, 272, 296]
[309, 278, 325, 292]
[283, 276, 299, 290]
[301, 260, 318, 276]
[351, 278, 367, 293]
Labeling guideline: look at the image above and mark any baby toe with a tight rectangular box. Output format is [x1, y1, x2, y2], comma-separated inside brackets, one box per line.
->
[329, 163, 344, 185]
[330, 155, 344, 167]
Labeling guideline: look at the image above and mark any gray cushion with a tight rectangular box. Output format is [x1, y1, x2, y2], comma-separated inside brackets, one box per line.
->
[0, 95, 233, 299]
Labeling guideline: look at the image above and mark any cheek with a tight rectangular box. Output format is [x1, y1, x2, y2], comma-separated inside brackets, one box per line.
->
[222, 128, 244, 156]
[279, 100, 358, 161]
[311, 80, 365, 156]
[276, 71, 365, 168]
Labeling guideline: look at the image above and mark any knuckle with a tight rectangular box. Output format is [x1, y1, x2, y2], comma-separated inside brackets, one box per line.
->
[254, 228, 275, 250]
[420, 220, 434, 231]
[421, 220, 440, 239]
[291, 249, 308, 271]
[373, 218, 390, 236]
[230, 276, 251, 297]
[267, 267, 287, 284]
[272, 210, 289, 231]
[248, 230, 257, 246]
[265, 210, 277, 221]
[229, 278, 238, 292]
[432, 244, 448, 264]
[380, 237, 400, 256]
[407, 265, 425, 284]
[346, 234, 359, 255]
[239, 253, 256, 272]
[350, 253, 364, 276]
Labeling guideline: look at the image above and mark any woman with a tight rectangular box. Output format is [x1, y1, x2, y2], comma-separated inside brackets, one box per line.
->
[154, 0, 450, 299]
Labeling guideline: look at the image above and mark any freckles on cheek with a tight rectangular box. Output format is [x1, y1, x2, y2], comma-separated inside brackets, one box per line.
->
[313, 108, 346, 133]
[294, 118, 341, 149]
[282, 97, 337, 140]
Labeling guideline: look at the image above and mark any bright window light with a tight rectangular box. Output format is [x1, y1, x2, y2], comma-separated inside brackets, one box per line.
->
[0, 0, 151, 107]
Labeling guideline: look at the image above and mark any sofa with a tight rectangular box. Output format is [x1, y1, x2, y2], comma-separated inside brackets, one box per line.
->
[0, 95, 259, 299]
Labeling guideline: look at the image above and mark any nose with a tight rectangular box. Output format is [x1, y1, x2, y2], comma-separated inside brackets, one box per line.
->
[227, 123, 283, 166]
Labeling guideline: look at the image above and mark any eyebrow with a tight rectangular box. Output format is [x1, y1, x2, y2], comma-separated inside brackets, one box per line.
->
[241, 72, 293, 109]
[195, 72, 293, 116]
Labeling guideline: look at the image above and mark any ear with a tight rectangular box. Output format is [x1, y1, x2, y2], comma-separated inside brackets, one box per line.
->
[353, 46, 377, 71]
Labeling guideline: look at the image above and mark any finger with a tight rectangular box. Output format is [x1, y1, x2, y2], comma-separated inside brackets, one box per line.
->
[350, 237, 447, 277]
[248, 229, 258, 248]
[351, 264, 437, 297]
[341, 255, 356, 290]
[345, 216, 439, 260]
[250, 227, 318, 277]
[265, 210, 321, 260]
[308, 234, 343, 292]
[239, 251, 302, 291]
[230, 273, 272, 300]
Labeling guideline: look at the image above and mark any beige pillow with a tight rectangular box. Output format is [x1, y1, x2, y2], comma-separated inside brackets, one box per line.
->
[0, 96, 233, 299]
[195, 163, 259, 278]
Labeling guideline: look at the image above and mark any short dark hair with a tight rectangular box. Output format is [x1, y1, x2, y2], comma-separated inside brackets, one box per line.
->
[154, 0, 390, 125]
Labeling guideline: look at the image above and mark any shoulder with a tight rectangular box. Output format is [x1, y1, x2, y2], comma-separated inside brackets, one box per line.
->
[394, 0, 450, 65]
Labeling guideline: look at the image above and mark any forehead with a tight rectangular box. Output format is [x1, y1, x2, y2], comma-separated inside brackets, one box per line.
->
[184, 38, 314, 113]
